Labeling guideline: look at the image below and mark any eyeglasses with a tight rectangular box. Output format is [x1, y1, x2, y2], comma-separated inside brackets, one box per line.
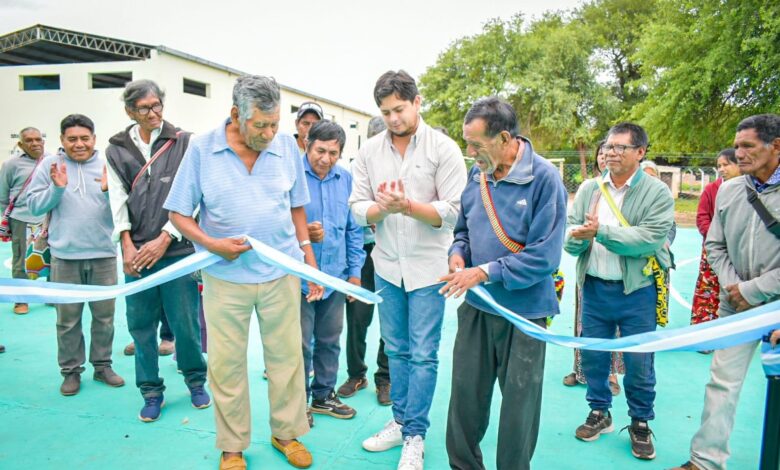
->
[134, 104, 163, 115]
[602, 144, 640, 155]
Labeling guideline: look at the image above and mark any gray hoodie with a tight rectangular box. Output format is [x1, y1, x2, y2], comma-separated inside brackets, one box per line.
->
[26, 150, 116, 260]
[706, 174, 780, 316]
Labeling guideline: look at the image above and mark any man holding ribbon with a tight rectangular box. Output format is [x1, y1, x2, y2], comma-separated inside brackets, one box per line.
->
[165, 75, 321, 470]
[673, 113, 780, 470]
[439, 96, 566, 470]
[565, 122, 674, 461]
[105, 79, 209, 423]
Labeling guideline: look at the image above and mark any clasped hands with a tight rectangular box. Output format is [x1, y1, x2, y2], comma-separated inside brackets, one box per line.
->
[375, 180, 410, 216]
[437, 253, 488, 299]
[570, 213, 599, 240]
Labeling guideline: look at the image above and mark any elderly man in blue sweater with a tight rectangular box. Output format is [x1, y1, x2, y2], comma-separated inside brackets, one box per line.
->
[440, 97, 567, 470]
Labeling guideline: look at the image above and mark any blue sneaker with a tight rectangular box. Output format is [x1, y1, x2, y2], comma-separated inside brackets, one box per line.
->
[190, 385, 211, 409]
[139, 394, 165, 422]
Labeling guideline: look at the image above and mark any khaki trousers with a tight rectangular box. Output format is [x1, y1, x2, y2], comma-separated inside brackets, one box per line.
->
[202, 272, 309, 452]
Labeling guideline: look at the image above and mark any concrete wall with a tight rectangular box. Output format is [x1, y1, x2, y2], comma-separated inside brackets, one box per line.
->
[0, 50, 371, 163]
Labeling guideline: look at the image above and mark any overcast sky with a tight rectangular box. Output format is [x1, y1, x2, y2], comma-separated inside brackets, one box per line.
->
[1, 0, 585, 112]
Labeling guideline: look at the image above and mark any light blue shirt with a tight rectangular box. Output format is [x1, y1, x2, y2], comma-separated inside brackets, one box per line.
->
[164, 119, 310, 284]
[302, 155, 365, 298]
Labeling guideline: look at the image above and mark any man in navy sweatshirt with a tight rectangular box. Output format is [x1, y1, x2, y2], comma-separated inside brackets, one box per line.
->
[27, 114, 124, 397]
[440, 97, 567, 470]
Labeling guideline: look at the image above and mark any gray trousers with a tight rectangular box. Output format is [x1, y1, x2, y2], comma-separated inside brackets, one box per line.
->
[51, 256, 117, 376]
[446, 303, 546, 470]
[9, 217, 29, 280]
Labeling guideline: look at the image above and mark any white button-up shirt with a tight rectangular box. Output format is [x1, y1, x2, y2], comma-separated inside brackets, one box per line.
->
[349, 118, 467, 291]
[586, 170, 638, 280]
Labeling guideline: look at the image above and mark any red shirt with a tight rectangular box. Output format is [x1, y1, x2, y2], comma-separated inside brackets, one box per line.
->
[696, 178, 722, 237]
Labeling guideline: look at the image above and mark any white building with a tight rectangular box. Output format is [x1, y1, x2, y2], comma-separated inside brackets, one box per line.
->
[0, 24, 373, 162]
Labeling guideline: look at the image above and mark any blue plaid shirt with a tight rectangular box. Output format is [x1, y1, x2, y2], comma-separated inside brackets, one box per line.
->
[752, 163, 780, 193]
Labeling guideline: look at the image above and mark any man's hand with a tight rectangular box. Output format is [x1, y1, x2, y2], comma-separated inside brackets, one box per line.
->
[306, 282, 325, 303]
[725, 284, 752, 312]
[346, 276, 361, 303]
[376, 180, 408, 214]
[770, 330, 780, 348]
[206, 236, 251, 261]
[51, 161, 67, 187]
[439, 267, 488, 299]
[570, 212, 599, 240]
[308, 221, 324, 243]
[448, 254, 466, 274]
[132, 232, 173, 271]
[122, 242, 141, 277]
[100, 165, 109, 192]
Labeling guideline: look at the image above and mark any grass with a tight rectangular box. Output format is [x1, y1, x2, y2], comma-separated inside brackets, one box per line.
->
[675, 197, 699, 214]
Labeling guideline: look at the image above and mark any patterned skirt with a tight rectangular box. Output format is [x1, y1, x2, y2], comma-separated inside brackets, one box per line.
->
[691, 248, 720, 325]
[572, 285, 625, 384]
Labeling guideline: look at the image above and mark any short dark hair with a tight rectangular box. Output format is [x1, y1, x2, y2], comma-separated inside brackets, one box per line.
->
[593, 139, 606, 174]
[464, 96, 519, 138]
[736, 114, 780, 144]
[307, 120, 346, 153]
[373, 70, 419, 106]
[718, 147, 737, 164]
[607, 122, 649, 148]
[60, 114, 95, 134]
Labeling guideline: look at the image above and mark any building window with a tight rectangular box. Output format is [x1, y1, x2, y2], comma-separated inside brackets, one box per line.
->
[21, 74, 60, 91]
[291, 105, 299, 113]
[90, 72, 132, 89]
[183, 78, 209, 97]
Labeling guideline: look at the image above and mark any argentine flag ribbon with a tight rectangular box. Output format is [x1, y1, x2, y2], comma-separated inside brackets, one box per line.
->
[0, 236, 382, 305]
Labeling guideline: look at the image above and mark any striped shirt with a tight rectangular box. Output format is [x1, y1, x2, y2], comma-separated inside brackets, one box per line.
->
[164, 119, 309, 284]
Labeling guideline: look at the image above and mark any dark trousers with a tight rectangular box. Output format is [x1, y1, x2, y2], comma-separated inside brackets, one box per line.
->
[9, 217, 29, 280]
[51, 256, 117, 376]
[581, 275, 657, 421]
[126, 255, 206, 398]
[344, 243, 389, 385]
[446, 303, 546, 470]
[301, 292, 346, 400]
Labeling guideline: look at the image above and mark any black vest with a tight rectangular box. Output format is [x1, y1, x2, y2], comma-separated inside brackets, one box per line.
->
[105, 121, 194, 258]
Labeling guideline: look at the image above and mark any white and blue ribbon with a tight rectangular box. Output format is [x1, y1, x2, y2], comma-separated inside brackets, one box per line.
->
[0, 237, 381, 305]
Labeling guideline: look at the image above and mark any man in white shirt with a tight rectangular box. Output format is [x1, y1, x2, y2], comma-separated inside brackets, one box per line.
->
[105, 79, 209, 422]
[350, 70, 467, 470]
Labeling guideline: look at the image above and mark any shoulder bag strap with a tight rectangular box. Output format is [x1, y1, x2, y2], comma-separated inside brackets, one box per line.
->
[479, 172, 523, 254]
[746, 185, 780, 238]
[130, 131, 181, 191]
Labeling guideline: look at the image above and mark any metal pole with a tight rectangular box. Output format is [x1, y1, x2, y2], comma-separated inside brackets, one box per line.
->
[760, 346, 780, 470]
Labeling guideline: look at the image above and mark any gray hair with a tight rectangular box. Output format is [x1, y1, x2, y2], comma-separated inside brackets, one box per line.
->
[464, 96, 519, 138]
[367, 116, 386, 139]
[19, 126, 41, 137]
[122, 79, 165, 109]
[232, 75, 280, 121]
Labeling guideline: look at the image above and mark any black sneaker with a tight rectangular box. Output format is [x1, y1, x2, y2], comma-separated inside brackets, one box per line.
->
[575, 410, 613, 441]
[311, 391, 357, 419]
[622, 419, 656, 460]
[337, 376, 367, 398]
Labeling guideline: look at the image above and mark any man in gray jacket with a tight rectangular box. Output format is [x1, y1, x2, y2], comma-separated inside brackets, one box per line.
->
[27, 114, 125, 397]
[673, 113, 780, 470]
[0, 127, 48, 314]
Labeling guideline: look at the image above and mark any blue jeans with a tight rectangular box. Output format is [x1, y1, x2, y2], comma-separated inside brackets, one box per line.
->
[126, 255, 206, 398]
[375, 274, 445, 438]
[581, 276, 657, 421]
[300, 292, 346, 401]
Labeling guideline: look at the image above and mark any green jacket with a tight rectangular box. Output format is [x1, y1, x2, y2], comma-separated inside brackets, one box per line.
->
[564, 170, 674, 294]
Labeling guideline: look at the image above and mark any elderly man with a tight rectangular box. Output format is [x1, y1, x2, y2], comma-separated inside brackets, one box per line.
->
[564, 122, 674, 460]
[27, 114, 124, 396]
[299, 120, 365, 426]
[0, 127, 48, 314]
[294, 101, 323, 154]
[673, 114, 780, 470]
[350, 70, 467, 470]
[338, 116, 392, 405]
[165, 75, 319, 470]
[440, 97, 566, 470]
[105, 79, 209, 422]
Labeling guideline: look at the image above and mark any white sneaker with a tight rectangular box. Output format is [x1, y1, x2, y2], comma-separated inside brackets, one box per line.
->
[397, 435, 424, 470]
[362, 419, 403, 452]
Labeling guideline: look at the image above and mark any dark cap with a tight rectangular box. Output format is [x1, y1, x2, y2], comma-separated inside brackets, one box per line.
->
[296, 101, 324, 120]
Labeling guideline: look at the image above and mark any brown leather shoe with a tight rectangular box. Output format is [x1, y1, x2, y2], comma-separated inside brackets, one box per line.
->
[668, 462, 701, 470]
[337, 376, 367, 398]
[123, 342, 135, 356]
[158, 340, 175, 356]
[271, 437, 312, 468]
[94, 367, 125, 387]
[13, 303, 29, 315]
[219, 453, 246, 470]
[562, 372, 579, 386]
[60, 374, 81, 396]
[376, 383, 391, 406]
